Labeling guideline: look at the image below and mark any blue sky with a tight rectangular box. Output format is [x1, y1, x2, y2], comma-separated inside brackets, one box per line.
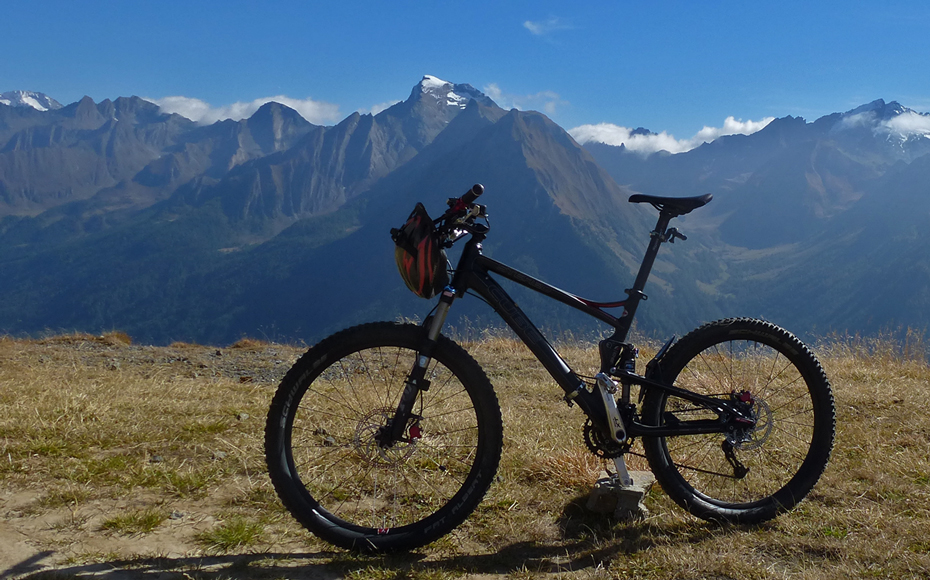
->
[4, 0, 930, 148]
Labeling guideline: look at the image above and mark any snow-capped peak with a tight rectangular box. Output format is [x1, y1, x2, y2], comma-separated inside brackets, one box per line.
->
[837, 99, 930, 141]
[0, 90, 63, 111]
[420, 75, 451, 91]
[416, 75, 492, 110]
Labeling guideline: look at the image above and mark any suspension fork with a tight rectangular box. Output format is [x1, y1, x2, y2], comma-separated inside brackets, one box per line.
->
[380, 287, 457, 448]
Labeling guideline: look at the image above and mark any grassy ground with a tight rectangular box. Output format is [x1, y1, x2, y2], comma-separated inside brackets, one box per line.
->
[0, 329, 929, 579]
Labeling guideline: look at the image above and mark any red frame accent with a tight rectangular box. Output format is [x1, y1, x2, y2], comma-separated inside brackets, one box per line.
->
[576, 297, 626, 309]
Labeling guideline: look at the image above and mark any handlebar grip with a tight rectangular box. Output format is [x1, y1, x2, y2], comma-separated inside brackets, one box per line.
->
[461, 184, 484, 205]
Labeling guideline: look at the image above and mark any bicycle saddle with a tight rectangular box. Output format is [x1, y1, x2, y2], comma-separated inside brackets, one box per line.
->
[628, 193, 713, 216]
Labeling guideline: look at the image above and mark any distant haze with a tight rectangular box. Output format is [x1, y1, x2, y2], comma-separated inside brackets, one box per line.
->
[2, 78, 930, 345]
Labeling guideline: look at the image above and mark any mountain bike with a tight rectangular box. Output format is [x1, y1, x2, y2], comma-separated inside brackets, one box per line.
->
[264, 184, 836, 552]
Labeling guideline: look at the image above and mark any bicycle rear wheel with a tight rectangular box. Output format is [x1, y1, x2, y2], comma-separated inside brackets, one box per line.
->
[641, 318, 835, 524]
[265, 322, 503, 551]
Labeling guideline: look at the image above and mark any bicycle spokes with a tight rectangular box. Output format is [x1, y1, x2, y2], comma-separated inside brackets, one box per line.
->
[642, 319, 834, 521]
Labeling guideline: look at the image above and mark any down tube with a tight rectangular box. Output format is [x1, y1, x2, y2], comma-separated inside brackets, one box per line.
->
[469, 270, 585, 396]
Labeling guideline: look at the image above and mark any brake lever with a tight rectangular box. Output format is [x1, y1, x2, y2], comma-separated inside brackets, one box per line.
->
[465, 203, 486, 220]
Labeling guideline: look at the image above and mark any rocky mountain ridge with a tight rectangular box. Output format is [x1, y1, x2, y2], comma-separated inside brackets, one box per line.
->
[1, 79, 929, 344]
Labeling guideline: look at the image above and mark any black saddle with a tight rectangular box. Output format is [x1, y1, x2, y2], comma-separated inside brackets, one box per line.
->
[629, 193, 713, 216]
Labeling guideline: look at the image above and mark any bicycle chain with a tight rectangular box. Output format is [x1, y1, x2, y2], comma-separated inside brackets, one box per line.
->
[583, 419, 632, 458]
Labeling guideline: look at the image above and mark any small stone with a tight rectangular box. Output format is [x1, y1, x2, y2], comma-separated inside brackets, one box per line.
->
[169, 511, 184, 520]
[586, 470, 656, 521]
[150, 455, 164, 464]
[212, 451, 228, 460]
[236, 412, 249, 421]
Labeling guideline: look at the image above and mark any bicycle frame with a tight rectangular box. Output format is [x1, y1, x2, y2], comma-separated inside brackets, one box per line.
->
[414, 210, 753, 442]
[268, 187, 833, 548]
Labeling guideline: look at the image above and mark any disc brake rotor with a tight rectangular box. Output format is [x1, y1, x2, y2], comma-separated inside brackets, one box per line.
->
[354, 408, 418, 466]
[734, 397, 773, 451]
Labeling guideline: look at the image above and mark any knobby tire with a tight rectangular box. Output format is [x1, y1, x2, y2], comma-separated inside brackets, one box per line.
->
[641, 318, 835, 524]
[265, 322, 503, 552]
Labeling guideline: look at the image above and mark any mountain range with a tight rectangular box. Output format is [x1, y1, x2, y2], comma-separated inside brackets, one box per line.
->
[1, 78, 928, 345]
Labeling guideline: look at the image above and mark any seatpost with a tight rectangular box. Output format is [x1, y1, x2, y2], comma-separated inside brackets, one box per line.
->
[632, 212, 673, 292]
[612, 211, 674, 340]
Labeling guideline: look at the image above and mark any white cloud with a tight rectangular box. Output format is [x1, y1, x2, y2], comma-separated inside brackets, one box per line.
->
[569, 116, 776, 155]
[689, 116, 775, 145]
[569, 124, 691, 154]
[881, 111, 930, 136]
[483, 83, 568, 116]
[364, 100, 401, 115]
[148, 95, 342, 125]
[524, 17, 572, 36]
[838, 112, 874, 130]
[837, 109, 930, 138]
[150, 96, 213, 123]
[483, 83, 504, 104]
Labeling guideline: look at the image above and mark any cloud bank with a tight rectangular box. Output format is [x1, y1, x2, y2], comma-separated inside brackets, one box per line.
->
[569, 116, 776, 155]
[838, 109, 930, 139]
[883, 111, 930, 136]
[148, 95, 342, 125]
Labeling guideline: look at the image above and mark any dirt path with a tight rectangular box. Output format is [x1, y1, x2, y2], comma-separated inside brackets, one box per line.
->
[0, 335, 336, 579]
[0, 488, 341, 579]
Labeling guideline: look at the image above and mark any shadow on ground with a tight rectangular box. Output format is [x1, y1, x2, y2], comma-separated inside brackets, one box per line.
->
[3, 496, 737, 579]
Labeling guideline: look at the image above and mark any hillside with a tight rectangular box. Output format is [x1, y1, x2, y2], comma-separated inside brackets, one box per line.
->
[1, 82, 930, 345]
[586, 99, 930, 336]
[1, 332, 928, 578]
[0, 79, 674, 345]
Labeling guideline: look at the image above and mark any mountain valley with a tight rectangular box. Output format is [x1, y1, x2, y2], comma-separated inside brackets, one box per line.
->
[1, 80, 929, 345]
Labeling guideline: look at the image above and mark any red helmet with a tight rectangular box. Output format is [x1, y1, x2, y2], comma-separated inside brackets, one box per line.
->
[390, 203, 449, 299]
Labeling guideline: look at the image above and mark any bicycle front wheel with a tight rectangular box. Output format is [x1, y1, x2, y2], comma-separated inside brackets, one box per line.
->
[265, 322, 503, 552]
[641, 318, 835, 524]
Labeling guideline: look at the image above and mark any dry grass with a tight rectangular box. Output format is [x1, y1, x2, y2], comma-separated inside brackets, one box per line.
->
[0, 330, 929, 579]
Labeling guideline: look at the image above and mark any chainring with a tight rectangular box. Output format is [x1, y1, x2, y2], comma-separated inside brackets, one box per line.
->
[583, 419, 631, 458]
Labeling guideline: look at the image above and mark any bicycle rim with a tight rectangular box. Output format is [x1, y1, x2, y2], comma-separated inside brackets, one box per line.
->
[643, 319, 834, 520]
[283, 339, 486, 537]
[669, 339, 815, 503]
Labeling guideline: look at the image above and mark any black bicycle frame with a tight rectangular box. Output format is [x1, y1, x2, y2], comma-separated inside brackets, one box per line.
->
[427, 211, 750, 440]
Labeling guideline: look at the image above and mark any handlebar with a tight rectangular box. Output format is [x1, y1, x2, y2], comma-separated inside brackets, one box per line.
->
[435, 183, 488, 244]
[444, 184, 484, 215]
[440, 183, 485, 222]
[461, 183, 484, 205]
